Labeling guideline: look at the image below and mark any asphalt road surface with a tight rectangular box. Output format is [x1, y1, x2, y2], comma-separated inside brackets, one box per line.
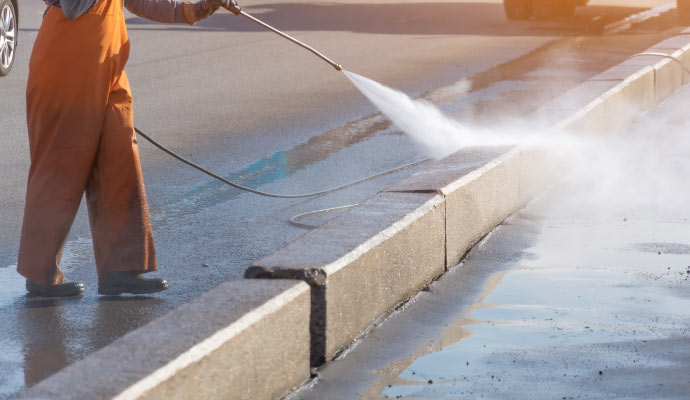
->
[0, 0, 685, 397]
[295, 82, 690, 400]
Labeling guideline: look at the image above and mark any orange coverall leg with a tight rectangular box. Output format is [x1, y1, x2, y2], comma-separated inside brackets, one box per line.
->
[17, 0, 157, 286]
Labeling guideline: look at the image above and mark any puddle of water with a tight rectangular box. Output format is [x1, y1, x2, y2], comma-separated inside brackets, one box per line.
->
[379, 216, 690, 399]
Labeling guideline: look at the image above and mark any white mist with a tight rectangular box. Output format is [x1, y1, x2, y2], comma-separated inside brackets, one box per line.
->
[344, 70, 506, 159]
[344, 70, 690, 218]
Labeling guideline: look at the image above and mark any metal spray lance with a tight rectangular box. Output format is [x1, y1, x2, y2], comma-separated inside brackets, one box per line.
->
[222, 0, 343, 71]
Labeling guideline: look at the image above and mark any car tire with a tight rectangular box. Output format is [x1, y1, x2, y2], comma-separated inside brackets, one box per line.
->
[504, 0, 532, 20]
[532, 0, 577, 19]
[0, 0, 18, 76]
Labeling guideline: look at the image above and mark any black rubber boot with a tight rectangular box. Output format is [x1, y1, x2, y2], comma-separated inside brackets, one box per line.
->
[26, 280, 84, 298]
[98, 271, 168, 295]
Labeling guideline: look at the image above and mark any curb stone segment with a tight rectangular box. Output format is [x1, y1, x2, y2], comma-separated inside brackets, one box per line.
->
[645, 47, 688, 98]
[19, 280, 311, 400]
[246, 192, 445, 364]
[516, 141, 567, 204]
[551, 68, 655, 135]
[385, 146, 514, 194]
[385, 145, 520, 268]
[441, 149, 521, 267]
[530, 78, 643, 129]
[588, 64, 653, 81]
[654, 54, 685, 100]
[653, 35, 690, 84]
[625, 47, 687, 101]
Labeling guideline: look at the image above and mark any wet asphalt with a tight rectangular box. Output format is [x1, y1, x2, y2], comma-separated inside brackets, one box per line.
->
[294, 80, 690, 399]
[0, 0, 687, 397]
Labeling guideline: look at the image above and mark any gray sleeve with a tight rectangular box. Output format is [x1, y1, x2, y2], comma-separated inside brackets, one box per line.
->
[57, 0, 98, 19]
[124, 0, 188, 24]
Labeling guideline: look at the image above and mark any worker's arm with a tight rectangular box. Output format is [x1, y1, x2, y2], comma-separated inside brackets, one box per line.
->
[124, 0, 231, 25]
[124, 0, 185, 24]
[48, 0, 230, 24]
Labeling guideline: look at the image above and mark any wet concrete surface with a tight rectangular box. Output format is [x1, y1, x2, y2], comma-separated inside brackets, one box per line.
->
[293, 85, 690, 399]
[0, 0, 688, 397]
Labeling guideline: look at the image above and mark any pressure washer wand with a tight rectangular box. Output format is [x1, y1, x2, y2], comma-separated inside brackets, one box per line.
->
[223, 2, 343, 71]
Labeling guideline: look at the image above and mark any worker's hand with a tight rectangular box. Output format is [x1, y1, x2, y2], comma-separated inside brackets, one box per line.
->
[209, 0, 239, 11]
[183, 0, 239, 25]
[220, 0, 242, 15]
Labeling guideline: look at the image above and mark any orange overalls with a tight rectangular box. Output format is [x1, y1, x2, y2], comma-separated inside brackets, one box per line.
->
[17, 0, 157, 286]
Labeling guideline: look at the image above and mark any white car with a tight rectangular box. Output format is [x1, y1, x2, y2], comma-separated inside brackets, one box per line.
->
[0, 0, 17, 76]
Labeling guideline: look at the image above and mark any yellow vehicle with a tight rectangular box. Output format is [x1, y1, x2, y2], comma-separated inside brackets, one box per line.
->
[503, 0, 690, 19]
[503, 0, 588, 19]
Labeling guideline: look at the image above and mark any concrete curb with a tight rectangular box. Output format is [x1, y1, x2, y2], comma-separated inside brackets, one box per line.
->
[385, 145, 522, 268]
[19, 280, 311, 400]
[247, 192, 445, 364]
[246, 29, 690, 367]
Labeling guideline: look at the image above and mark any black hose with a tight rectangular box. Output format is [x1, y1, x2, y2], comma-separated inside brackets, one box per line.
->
[134, 127, 429, 228]
[135, 127, 428, 199]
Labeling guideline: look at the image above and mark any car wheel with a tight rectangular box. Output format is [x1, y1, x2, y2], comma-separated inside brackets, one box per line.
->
[504, 0, 533, 20]
[532, 0, 577, 19]
[0, 0, 17, 76]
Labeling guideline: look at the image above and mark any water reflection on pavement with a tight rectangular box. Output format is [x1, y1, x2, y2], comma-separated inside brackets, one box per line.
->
[381, 215, 690, 399]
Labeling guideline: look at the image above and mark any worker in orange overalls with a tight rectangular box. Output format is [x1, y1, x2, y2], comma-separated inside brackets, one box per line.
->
[17, 0, 232, 297]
